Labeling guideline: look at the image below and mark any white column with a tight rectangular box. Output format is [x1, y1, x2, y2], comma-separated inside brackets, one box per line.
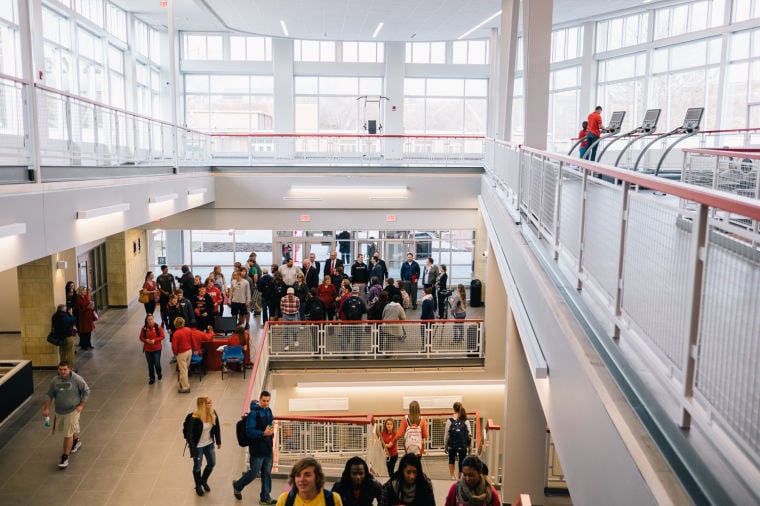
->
[166, 1, 179, 172]
[18, 0, 43, 182]
[496, 0, 520, 141]
[273, 38, 294, 134]
[521, 0, 553, 149]
[578, 21, 596, 120]
[384, 42, 405, 159]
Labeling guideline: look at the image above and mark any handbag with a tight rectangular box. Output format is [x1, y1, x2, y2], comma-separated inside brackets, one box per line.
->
[453, 311, 467, 319]
[92, 310, 99, 321]
[47, 332, 64, 346]
[138, 290, 150, 304]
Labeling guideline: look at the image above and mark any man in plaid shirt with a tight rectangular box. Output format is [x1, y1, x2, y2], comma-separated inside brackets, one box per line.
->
[280, 287, 300, 351]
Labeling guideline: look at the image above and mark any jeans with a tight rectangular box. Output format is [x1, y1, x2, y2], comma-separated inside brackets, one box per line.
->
[283, 313, 298, 346]
[261, 298, 270, 323]
[585, 133, 600, 161]
[192, 443, 216, 475]
[404, 280, 418, 308]
[235, 450, 273, 501]
[144, 349, 162, 381]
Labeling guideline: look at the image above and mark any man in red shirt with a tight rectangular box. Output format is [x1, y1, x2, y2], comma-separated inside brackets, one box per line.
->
[171, 317, 213, 393]
[585, 106, 607, 162]
[280, 287, 300, 351]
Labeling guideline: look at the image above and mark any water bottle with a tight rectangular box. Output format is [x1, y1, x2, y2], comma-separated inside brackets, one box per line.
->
[44, 416, 50, 428]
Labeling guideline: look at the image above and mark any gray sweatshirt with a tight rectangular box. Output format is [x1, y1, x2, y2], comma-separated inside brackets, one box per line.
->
[46, 372, 90, 415]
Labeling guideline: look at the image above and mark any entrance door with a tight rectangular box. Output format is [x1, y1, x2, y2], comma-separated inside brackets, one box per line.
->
[273, 236, 333, 268]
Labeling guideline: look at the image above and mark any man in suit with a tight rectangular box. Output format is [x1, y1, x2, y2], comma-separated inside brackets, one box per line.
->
[308, 252, 320, 276]
[422, 257, 440, 311]
[323, 250, 344, 279]
[302, 259, 319, 290]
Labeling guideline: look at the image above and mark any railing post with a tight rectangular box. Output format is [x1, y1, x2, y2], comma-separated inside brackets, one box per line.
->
[21, 84, 41, 182]
[576, 167, 589, 291]
[613, 181, 631, 339]
[680, 202, 708, 429]
[553, 162, 563, 261]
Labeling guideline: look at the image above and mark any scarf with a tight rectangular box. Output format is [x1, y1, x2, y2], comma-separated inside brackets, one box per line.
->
[392, 478, 417, 504]
[455, 475, 493, 506]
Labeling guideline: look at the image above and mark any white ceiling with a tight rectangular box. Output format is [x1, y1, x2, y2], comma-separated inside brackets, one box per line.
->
[112, 0, 679, 40]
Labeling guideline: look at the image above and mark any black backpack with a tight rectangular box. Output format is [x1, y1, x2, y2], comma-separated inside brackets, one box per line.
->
[285, 488, 334, 506]
[308, 299, 326, 321]
[343, 296, 363, 320]
[236, 417, 255, 447]
[448, 417, 469, 450]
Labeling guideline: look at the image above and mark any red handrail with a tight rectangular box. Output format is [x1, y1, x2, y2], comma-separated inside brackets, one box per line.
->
[682, 147, 760, 159]
[519, 144, 760, 221]
[241, 321, 269, 418]
[0, 71, 28, 86]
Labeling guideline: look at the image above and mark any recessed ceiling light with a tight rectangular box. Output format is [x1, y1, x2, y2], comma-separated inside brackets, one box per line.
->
[280, 20, 289, 37]
[458, 10, 502, 40]
[372, 22, 384, 39]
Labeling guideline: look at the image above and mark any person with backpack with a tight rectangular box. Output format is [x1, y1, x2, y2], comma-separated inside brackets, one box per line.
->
[331, 456, 382, 506]
[276, 457, 343, 506]
[232, 391, 277, 504]
[444, 402, 470, 480]
[257, 267, 274, 324]
[379, 453, 436, 506]
[339, 286, 367, 354]
[183, 396, 221, 497]
[139, 314, 164, 384]
[444, 455, 500, 506]
[395, 400, 428, 457]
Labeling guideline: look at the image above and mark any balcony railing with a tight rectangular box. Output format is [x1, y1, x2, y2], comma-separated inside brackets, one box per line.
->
[484, 137, 760, 502]
[265, 319, 484, 360]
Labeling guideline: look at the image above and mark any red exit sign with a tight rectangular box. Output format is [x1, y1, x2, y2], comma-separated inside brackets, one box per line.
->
[160, 1, 168, 7]
[300, 215, 311, 222]
[386, 214, 396, 222]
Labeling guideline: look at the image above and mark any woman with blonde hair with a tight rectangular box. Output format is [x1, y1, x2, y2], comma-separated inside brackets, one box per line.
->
[449, 284, 467, 344]
[395, 400, 428, 457]
[183, 396, 221, 496]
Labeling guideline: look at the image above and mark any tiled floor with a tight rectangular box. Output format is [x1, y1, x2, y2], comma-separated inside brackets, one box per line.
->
[0, 302, 503, 506]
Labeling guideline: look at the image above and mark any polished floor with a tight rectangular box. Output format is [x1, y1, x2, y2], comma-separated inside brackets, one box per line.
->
[0, 301, 527, 506]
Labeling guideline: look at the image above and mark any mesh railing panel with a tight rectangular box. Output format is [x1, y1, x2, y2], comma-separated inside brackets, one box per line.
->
[540, 160, 559, 237]
[621, 192, 693, 368]
[695, 222, 760, 458]
[558, 170, 583, 261]
[580, 182, 622, 299]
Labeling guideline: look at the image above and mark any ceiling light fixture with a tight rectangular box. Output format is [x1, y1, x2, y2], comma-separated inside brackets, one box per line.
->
[372, 22, 384, 39]
[187, 188, 207, 195]
[77, 203, 130, 220]
[280, 20, 289, 37]
[0, 222, 27, 238]
[290, 185, 407, 192]
[458, 10, 502, 40]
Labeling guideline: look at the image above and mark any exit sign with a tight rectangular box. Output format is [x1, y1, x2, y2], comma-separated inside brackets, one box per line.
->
[386, 214, 396, 222]
[300, 215, 311, 222]
[160, 1, 168, 7]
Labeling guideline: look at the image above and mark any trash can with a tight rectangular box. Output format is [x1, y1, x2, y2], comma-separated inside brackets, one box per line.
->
[470, 279, 482, 307]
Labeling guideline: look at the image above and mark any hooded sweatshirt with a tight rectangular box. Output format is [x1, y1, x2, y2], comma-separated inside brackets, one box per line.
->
[245, 400, 274, 455]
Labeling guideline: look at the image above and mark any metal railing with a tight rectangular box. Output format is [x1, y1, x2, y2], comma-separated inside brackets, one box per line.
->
[483, 137, 760, 499]
[210, 133, 484, 166]
[265, 320, 484, 360]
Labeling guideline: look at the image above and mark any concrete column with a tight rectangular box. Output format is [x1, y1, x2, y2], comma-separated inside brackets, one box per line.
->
[384, 42, 405, 159]
[578, 21, 596, 118]
[273, 38, 295, 134]
[496, 0, 520, 140]
[106, 229, 148, 307]
[522, 0, 553, 149]
[502, 303, 548, 502]
[474, 210, 489, 303]
[17, 250, 77, 366]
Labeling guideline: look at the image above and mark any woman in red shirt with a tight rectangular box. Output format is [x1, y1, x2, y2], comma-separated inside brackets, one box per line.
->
[578, 120, 589, 159]
[142, 271, 159, 315]
[139, 314, 165, 384]
[380, 418, 399, 477]
[204, 277, 222, 319]
[75, 286, 96, 350]
[317, 275, 338, 321]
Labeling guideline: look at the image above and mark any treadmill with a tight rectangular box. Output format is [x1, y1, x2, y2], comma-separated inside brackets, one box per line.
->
[632, 107, 704, 177]
[608, 109, 662, 166]
[581, 111, 626, 160]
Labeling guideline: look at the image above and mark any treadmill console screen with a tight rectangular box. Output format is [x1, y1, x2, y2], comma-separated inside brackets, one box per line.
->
[608, 111, 626, 131]
[641, 109, 661, 130]
[682, 107, 704, 131]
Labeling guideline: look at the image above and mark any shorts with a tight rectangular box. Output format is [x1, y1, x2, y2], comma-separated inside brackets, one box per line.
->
[57, 410, 81, 437]
[231, 302, 247, 316]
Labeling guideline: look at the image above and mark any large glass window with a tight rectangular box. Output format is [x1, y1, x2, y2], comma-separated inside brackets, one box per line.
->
[134, 20, 162, 117]
[452, 40, 489, 64]
[596, 12, 649, 52]
[551, 26, 583, 63]
[733, 0, 760, 22]
[724, 28, 760, 128]
[182, 33, 223, 60]
[342, 41, 384, 63]
[548, 66, 581, 152]
[405, 42, 446, 64]
[74, 0, 104, 28]
[105, 2, 126, 42]
[650, 38, 721, 130]
[0, 1, 20, 77]
[654, 0, 726, 39]
[295, 76, 382, 133]
[597, 53, 647, 132]
[294, 40, 336, 62]
[403, 78, 487, 134]
[184, 74, 274, 132]
[230, 36, 272, 61]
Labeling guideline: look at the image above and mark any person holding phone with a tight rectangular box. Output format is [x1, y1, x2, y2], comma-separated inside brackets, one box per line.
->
[233, 391, 277, 504]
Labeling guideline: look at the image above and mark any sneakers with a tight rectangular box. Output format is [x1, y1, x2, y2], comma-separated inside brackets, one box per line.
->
[232, 481, 242, 500]
[259, 499, 277, 505]
[58, 454, 69, 468]
[71, 439, 82, 453]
